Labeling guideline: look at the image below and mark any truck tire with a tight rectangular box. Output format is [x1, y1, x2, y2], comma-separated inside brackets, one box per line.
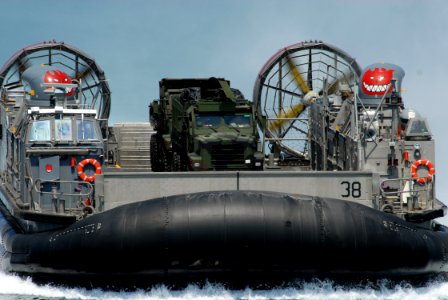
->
[172, 152, 189, 171]
[161, 147, 171, 172]
[151, 135, 171, 172]
[150, 135, 162, 171]
[172, 152, 180, 171]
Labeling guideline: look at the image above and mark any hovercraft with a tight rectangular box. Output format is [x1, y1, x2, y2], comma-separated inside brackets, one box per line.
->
[0, 41, 447, 284]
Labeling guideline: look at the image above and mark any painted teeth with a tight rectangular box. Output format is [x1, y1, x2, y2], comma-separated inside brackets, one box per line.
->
[363, 82, 388, 92]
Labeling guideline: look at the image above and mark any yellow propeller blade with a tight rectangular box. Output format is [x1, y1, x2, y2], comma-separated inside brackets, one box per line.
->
[325, 71, 355, 95]
[268, 103, 306, 131]
[269, 56, 311, 131]
[286, 56, 309, 94]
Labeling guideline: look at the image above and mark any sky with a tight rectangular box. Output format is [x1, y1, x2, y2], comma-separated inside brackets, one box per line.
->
[1, 0, 448, 220]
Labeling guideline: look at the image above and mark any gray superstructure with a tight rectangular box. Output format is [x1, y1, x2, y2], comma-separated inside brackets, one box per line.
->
[252, 41, 444, 224]
[0, 41, 443, 234]
[0, 41, 110, 232]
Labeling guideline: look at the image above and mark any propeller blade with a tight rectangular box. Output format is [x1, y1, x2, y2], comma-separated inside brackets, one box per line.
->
[74, 67, 92, 81]
[70, 58, 93, 81]
[268, 56, 313, 131]
[286, 56, 309, 94]
[322, 71, 356, 96]
[268, 103, 306, 131]
[17, 56, 33, 75]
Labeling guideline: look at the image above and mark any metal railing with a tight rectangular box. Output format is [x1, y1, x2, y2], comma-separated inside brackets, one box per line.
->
[379, 177, 434, 213]
[32, 179, 93, 215]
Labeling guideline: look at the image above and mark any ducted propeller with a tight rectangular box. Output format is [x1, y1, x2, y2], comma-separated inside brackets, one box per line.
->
[268, 55, 317, 131]
[253, 41, 362, 158]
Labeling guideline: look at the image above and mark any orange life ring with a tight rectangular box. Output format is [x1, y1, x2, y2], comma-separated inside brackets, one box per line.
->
[77, 158, 102, 182]
[411, 159, 435, 185]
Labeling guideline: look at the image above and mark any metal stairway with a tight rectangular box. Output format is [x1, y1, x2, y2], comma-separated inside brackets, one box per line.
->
[114, 122, 155, 170]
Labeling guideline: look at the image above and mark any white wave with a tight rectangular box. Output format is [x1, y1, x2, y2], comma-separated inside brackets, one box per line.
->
[1, 272, 448, 300]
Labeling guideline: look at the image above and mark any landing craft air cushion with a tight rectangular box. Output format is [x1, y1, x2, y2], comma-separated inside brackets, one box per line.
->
[0, 40, 447, 284]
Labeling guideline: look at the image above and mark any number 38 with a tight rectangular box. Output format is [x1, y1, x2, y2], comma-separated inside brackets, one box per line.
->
[341, 181, 361, 198]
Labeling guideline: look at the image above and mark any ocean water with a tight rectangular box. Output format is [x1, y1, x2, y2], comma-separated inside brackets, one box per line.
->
[1, 272, 448, 300]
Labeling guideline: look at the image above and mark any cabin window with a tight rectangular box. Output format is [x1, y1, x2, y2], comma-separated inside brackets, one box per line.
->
[76, 120, 98, 140]
[195, 115, 222, 128]
[28, 120, 51, 141]
[408, 119, 430, 135]
[404, 118, 431, 139]
[54, 119, 73, 141]
[224, 114, 251, 128]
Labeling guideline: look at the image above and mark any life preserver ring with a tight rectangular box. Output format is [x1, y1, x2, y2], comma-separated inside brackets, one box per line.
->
[411, 159, 435, 185]
[77, 158, 102, 182]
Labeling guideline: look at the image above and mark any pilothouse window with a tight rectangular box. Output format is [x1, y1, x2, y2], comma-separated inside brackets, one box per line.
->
[409, 120, 429, 135]
[405, 118, 431, 139]
[55, 119, 72, 141]
[77, 120, 98, 140]
[29, 120, 51, 141]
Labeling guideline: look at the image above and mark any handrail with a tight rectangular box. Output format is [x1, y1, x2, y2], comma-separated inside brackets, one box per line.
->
[34, 179, 93, 196]
[32, 179, 93, 215]
[379, 177, 434, 212]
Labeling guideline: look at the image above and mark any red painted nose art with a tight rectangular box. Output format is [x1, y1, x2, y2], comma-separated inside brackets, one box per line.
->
[361, 68, 394, 96]
[44, 69, 74, 97]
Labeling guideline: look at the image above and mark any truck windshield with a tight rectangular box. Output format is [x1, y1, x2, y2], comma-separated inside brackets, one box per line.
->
[224, 115, 251, 128]
[196, 115, 221, 128]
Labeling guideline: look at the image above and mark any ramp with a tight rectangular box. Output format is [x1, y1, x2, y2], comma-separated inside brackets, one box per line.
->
[113, 122, 155, 170]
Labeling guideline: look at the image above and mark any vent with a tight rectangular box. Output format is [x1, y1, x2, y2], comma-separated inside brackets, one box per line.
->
[210, 144, 246, 169]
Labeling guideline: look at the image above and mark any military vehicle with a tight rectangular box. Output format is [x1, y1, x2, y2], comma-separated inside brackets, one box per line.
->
[0, 41, 447, 285]
[149, 78, 263, 171]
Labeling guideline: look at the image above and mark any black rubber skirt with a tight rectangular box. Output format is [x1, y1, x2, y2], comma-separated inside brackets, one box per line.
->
[1, 190, 448, 280]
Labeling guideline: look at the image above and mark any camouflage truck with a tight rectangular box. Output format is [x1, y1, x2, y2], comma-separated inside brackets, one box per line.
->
[149, 78, 263, 171]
